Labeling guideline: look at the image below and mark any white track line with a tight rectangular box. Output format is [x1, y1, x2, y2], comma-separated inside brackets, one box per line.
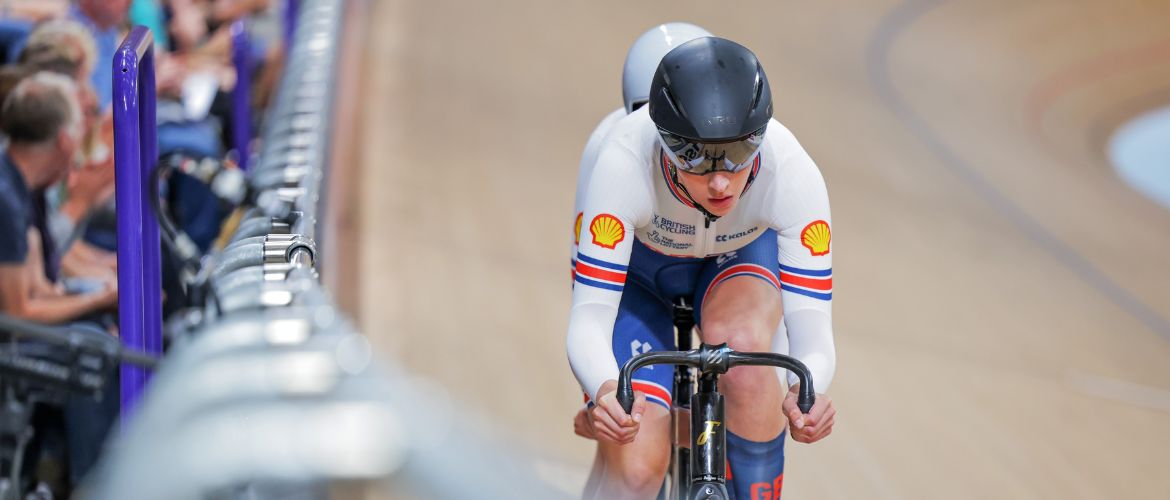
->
[1067, 371, 1170, 413]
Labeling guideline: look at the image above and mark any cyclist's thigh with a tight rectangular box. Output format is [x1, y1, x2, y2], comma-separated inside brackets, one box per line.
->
[608, 281, 676, 410]
[596, 402, 672, 471]
[693, 230, 782, 332]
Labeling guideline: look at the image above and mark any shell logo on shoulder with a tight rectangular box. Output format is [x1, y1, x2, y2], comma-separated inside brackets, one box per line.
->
[574, 212, 583, 245]
[800, 220, 831, 256]
[589, 214, 625, 249]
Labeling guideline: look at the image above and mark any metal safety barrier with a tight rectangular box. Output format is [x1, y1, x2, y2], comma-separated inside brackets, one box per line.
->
[231, 19, 254, 171]
[112, 26, 161, 419]
[85, 1, 568, 498]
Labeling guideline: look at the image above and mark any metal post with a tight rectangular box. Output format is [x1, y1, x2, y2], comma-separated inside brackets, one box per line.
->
[113, 26, 161, 421]
[284, 0, 300, 53]
[231, 20, 252, 171]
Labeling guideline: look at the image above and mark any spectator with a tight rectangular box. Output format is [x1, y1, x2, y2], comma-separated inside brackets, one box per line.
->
[22, 18, 98, 89]
[0, 70, 120, 493]
[0, 71, 116, 322]
[70, 0, 131, 110]
[0, 63, 29, 101]
[19, 20, 119, 281]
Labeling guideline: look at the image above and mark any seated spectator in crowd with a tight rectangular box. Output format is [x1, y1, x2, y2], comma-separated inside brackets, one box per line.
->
[70, 0, 230, 255]
[0, 71, 116, 322]
[0, 70, 120, 494]
[0, 62, 28, 99]
[19, 20, 119, 281]
[68, 0, 129, 111]
[9, 0, 276, 278]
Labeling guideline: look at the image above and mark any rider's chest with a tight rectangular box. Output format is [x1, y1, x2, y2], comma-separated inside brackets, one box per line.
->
[636, 203, 765, 258]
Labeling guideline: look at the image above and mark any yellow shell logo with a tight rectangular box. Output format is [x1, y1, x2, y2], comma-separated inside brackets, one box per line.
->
[800, 220, 830, 256]
[574, 212, 583, 245]
[589, 214, 625, 249]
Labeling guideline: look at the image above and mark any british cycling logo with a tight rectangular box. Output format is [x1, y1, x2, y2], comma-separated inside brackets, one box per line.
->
[590, 214, 625, 249]
[652, 214, 695, 235]
[647, 230, 692, 251]
[800, 220, 831, 256]
[715, 251, 738, 267]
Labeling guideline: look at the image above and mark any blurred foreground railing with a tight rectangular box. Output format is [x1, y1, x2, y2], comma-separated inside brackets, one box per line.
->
[112, 26, 162, 419]
[230, 19, 254, 171]
[84, 1, 567, 498]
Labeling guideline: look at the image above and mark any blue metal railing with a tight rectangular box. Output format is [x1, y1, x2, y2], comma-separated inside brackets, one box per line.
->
[231, 19, 254, 171]
[112, 26, 161, 420]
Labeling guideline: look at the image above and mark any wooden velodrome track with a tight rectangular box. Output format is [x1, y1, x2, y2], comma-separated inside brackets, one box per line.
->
[328, 1, 1170, 498]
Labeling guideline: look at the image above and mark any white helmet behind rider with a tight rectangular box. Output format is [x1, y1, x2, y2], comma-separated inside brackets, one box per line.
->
[622, 22, 713, 114]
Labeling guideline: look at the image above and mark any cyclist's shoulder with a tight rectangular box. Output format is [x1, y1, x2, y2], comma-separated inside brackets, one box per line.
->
[594, 107, 626, 134]
[599, 107, 658, 153]
[591, 108, 658, 175]
[752, 121, 828, 215]
[580, 107, 627, 173]
[760, 118, 808, 160]
[760, 119, 824, 183]
[584, 108, 626, 151]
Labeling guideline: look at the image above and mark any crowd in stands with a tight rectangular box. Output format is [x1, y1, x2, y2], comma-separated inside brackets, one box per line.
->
[0, 1, 283, 497]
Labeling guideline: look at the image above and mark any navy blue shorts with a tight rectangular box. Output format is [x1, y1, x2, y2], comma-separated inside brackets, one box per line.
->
[599, 229, 780, 411]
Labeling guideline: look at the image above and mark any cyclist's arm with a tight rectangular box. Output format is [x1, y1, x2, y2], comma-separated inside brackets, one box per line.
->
[764, 125, 837, 392]
[566, 139, 653, 401]
[570, 108, 627, 285]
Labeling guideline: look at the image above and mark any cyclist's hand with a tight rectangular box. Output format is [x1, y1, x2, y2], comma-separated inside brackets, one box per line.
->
[783, 383, 834, 444]
[573, 408, 596, 440]
[589, 379, 646, 445]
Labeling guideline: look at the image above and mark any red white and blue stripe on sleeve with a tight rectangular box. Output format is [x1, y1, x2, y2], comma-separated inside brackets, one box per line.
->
[778, 263, 832, 301]
[584, 380, 672, 409]
[573, 253, 628, 291]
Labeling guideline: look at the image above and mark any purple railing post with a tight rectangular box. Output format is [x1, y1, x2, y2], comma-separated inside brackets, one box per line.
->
[113, 26, 161, 421]
[284, 0, 299, 54]
[231, 20, 252, 171]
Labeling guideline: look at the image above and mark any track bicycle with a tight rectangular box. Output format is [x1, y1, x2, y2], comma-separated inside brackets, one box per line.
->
[616, 298, 814, 500]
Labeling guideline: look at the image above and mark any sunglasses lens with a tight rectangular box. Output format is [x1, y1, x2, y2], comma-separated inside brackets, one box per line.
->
[659, 126, 765, 174]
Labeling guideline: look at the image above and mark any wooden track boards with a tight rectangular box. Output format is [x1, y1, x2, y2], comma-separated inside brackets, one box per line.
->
[347, 1, 1170, 497]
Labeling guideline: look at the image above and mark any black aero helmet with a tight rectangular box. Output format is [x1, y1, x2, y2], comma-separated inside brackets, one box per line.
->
[649, 37, 772, 141]
[649, 37, 772, 176]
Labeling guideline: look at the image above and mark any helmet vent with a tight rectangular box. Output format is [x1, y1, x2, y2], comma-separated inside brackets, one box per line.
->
[660, 87, 687, 121]
[750, 70, 763, 111]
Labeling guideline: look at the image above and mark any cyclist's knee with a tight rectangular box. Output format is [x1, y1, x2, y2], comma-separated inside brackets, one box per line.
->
[611, 446, 669, 494]
[598, 408, 671, 495]
[702, 318, 770, 353]
[721, 362, 775, 398]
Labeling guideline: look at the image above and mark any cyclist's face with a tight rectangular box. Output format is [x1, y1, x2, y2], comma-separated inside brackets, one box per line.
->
[676, 167, 751, 217]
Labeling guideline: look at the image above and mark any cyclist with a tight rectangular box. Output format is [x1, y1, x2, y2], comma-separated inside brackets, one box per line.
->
[567, 35, 837, 499]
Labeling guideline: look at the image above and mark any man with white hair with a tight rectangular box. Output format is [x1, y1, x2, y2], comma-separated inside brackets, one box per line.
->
[0, 71, 116, 323]
[0, 71, 120, 493]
